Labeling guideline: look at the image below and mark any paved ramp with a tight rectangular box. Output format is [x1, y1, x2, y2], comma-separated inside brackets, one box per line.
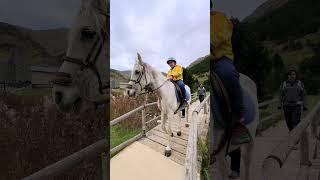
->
[111, 141, 184, 180]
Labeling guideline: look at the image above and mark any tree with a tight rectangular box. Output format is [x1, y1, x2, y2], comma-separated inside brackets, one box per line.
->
[231, 17, 273, 100]
[299, 54, 320, 94]
[183, 67, 197, 93]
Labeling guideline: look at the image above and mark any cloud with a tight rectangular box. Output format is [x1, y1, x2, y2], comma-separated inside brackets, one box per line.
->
[110, 0, 209, 72]
[0, 0, 80, 29]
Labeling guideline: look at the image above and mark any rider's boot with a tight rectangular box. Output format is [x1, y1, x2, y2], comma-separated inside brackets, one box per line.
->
[182, 99, 188, 108]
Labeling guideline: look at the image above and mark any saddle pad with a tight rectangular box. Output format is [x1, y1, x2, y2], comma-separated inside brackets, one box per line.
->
[212, 87, 256, 128]
[175, 87, 190, 102]
[241, 88, 256, 125]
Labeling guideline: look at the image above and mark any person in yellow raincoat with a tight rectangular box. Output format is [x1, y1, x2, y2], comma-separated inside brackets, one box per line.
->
[209, 0, 252, 178]
[167, 57, 188, 107]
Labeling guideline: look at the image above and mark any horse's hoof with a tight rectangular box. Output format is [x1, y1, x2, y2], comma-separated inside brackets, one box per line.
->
[177, 131, 181, 136]
[164, 150, 172, 157]
[171, 133, 174, 137]
[185, 124, 189, 127]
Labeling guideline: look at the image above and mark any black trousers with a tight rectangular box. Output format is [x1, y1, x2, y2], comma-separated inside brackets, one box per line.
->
[181, 109, 185, 117]
[199, 95, 205, 102]
[229, 148, 240, 173]
[283, 105, 301, 131]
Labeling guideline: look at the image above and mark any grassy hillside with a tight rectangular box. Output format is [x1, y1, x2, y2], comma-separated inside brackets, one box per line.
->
[110, 69, 129, 82]
[243, 0, 320, 70]
[248, 0, 320, 42]
[26, 28, 68, 56]
[186, 55, 209, 87]
[0, 22, 66, 67]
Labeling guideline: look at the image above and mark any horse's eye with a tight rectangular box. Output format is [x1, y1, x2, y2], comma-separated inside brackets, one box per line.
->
[81, 28, 96, 40]
[135, 70, 140, 74]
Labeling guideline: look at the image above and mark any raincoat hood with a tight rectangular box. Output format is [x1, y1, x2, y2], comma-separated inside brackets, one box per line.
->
[210, 11, 234, 61]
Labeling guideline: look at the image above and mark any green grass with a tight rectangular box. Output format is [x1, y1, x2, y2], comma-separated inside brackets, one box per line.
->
[110, 125, 140, 149]
[198, 139, 209, 180]
[14, 88, 52, 96]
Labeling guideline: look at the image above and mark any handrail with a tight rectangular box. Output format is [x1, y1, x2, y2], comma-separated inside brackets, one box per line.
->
[22, 139, 107, 180]
[110, 100, 159, 156]
[261, 101, 320, 180]
[259, 99, 278, 108]
[184, 95, 210, 180]
[110, 102, 157, 126]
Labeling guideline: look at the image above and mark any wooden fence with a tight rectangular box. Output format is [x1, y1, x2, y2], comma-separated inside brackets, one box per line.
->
[261, 101, 320, 180]
[183, 95, 210, 180]
[183, 97, 280, 180]
[110, 100, 160, 156]
[22, 140, 108, 180]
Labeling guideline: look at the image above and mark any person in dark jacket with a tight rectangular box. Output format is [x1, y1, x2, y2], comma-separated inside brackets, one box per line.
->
[278, 68, 307, 131]
[197, 84, 206, 102]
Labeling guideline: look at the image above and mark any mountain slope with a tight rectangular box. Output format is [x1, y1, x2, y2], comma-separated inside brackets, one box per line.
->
[247, 0, 320, 41]
[0, 22, 68, 67]
[110, 69, 129, 82]
[244, 0, 289, 22]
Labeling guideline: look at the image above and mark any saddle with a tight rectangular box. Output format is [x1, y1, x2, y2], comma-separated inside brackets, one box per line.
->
[171, 81, 189, 114]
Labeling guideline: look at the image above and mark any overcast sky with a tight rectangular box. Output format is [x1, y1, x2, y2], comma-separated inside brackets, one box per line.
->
[0, 0, 267, 71]
[110, 0, 210, 72]
[0, 0, 80, 29]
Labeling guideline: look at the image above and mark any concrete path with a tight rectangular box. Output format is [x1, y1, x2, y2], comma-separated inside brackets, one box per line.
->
[110, 141, 184, 180]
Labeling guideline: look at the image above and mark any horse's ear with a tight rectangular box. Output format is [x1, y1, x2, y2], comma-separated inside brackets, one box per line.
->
[137, 53, 142, 64]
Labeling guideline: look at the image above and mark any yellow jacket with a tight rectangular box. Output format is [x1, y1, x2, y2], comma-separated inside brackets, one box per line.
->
[210, 11, 234, 60]
[167, 65, 183, 81]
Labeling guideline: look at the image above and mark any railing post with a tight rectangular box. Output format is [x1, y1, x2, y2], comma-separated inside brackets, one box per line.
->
[296, 129, 311, 180]
[101, 153, 110, 180]
[204, 100, 207, 115]
[142, 95, 147, 136]
[300, 130, 310, 165]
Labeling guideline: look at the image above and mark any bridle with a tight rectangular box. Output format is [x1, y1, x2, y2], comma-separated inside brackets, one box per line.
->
[53, 28, 108, 99]
[128, 64, 169, 95]
[129, 65, 148, 92]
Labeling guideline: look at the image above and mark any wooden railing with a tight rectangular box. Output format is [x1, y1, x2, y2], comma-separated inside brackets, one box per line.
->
[261, 101, 320, 180]
[110, 100, 160, 156]
[22, 140, 108, 180]
[183, 95, 210, 180]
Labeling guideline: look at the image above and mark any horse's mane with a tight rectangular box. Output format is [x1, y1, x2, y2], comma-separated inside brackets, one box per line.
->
[142, 62, 166, 81]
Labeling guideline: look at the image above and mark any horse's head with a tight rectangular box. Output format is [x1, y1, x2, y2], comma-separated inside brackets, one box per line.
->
[52, 0, 108, 112]
[127, 53, 151, 97]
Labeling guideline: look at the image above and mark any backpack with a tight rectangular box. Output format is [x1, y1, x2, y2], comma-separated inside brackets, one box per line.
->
[282, 80, 304, 91]
[282, 80, 304, 103]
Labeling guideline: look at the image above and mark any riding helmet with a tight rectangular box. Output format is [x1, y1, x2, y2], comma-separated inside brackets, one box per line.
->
[167, 57, 176, 64]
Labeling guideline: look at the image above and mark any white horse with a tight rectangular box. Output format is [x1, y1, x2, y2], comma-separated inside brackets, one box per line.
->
[208, 74, 259, 180]
[52, 0, 109, 112]
[127, 53, 191, 156]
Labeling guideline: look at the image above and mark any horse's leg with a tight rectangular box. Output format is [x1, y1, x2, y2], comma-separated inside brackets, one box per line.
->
[209, 127, 229, 180]
[161, 110, 167, 134]
[177, 111, 182, 136]
[241, 141, 254, 180]
[209, 152, 229, 180]
[165, 112, 173, 157]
